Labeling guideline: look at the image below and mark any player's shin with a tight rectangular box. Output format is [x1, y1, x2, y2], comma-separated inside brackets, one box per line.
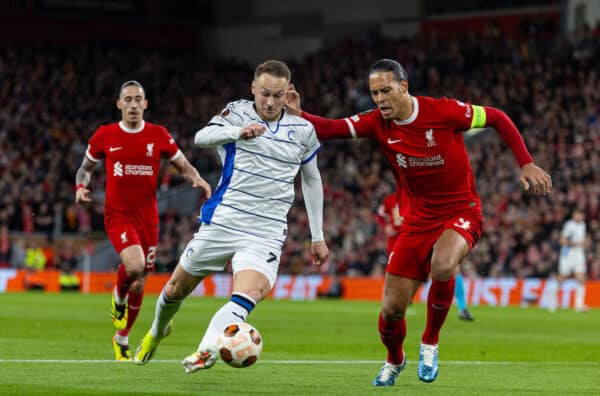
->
[422, 277, 455, 345]
[118, 290, 143, 337]
[378, 312, 406, 365]
[151, 289, 183, 338]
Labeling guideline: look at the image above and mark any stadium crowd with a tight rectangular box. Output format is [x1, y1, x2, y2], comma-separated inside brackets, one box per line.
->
[0, 23, 598, 280]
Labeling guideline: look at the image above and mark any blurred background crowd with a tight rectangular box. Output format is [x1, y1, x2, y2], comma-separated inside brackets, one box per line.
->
[0, 1, 598, 282]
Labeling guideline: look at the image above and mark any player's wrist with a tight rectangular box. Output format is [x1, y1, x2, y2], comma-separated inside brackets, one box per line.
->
[75, 184, 86, 192]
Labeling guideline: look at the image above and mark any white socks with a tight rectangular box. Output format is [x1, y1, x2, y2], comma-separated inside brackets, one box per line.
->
[151, 289, 183, 338]
[198, 293, 256, 351]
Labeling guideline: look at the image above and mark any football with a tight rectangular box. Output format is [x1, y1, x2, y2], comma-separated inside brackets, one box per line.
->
[216, 322, 263, 368]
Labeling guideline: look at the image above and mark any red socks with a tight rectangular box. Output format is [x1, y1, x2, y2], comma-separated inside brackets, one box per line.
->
[378, 312, 406, 365]
[116, 263, 133, 299]
[117, 290, 144, 337]
[422, 277, 456, 345]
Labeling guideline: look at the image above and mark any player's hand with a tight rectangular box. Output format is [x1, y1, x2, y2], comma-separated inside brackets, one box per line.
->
[285, 84, 302, 116]
[75, 186, 91, 203]
[311, 240, 329, 266]
[239, 123, 266, 140]
[191, 176, 212, 199]
[520, 163, 552, 195]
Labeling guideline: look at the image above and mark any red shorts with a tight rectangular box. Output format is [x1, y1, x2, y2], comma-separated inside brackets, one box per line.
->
[387, 213, 482, 282]
[105, 218, 158, 272]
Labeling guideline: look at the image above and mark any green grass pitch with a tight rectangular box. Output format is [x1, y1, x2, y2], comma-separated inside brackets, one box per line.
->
[1, 292, 599, 395]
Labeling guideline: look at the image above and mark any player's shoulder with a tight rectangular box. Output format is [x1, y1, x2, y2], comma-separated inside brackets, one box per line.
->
[283, 112, 313, 130]
[417, 95, 467, 108]
[90, 122, 119, 140]
[348, 107, 382, 123]
[226, 99, 254, 112]
[142, 121, 169, 134]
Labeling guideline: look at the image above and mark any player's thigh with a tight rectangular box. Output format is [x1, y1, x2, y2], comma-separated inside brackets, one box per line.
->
[179, 225, 236, 278]
[430, 229, 469, 279]
[387, 230, 435, 282]
[106, 221, 149, 272]
[431, 214, 483, 278]
[231, 237, 283, 295]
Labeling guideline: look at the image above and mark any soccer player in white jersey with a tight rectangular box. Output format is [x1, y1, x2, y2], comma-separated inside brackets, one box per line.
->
[134, 60, 329, 370]
[548, 208, 588, 312]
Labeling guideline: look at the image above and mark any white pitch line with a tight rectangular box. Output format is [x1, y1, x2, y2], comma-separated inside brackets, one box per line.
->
[0, 359, 597, 365]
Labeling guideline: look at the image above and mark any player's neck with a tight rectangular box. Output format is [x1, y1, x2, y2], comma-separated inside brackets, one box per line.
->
[119, 120, 145, 133]
[396, 95, 414, 121]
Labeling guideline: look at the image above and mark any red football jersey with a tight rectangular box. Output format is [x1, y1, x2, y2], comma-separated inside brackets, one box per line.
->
[313, 96, 482, 225]
[86, 121, 181, 230]
[377, 192, 405, 233]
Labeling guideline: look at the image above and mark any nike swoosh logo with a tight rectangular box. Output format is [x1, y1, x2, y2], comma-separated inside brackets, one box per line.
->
[387, 138, 402, 144]
[109, 146, 123, 152]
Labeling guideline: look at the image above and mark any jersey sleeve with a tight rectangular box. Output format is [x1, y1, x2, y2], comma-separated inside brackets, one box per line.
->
[86, 126, 106, 163]
[437, 98, 486, 131]
[159, 127, 181, 161]
[301, 125, 322, 164]
[301, 109, 379, 140]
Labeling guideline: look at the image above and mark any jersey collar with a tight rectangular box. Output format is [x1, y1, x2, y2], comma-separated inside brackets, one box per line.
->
[392, 96, 418, 125]
[119, 120, 145, 133]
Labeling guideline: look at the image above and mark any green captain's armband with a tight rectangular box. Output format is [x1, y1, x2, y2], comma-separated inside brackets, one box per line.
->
[470, 105, 486, 128]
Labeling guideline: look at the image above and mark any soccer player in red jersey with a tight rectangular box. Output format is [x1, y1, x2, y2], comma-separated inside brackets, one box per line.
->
[376, 190, 405, 256]
[286, 59, 552, 385]
[75, 80, 212, 361]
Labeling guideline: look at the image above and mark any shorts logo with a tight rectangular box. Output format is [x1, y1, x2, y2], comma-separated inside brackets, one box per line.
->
[114, 161, 123, 177]
[146, 143, 154, 157]
[121, 231, 128, 244]
[453, 218, 471, 230]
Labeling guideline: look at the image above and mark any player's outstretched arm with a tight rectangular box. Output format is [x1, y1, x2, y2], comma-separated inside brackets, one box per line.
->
[75, 157, 96, 203]
[171, 154, 212, 199]
[194, 123, 266, 148]
[287, 85, 363, 140]
[483, 106, 552, 195]
[300, 157, 329, 265]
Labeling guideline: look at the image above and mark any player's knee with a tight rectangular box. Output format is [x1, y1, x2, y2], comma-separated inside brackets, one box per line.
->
[430, 256, 456, 281]
[381, 299, 407, 321]
[124, 263, 145, 280]
[164, 281, 186, 300]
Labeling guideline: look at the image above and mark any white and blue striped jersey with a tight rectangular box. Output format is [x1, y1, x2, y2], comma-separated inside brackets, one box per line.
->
[198, 100, 321, 243]
[560, 219, 586, 256]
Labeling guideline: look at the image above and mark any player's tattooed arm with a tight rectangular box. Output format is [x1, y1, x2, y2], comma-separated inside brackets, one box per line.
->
[75, 157, 96, 203]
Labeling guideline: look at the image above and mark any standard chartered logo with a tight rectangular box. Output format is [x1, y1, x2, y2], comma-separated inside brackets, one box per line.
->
[114, 161, 123, 176]
[396, 154, 407, 168]
[113, 161, 153, 177]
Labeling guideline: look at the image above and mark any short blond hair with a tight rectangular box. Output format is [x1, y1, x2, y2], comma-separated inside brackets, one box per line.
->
[254, 60, 291, 81]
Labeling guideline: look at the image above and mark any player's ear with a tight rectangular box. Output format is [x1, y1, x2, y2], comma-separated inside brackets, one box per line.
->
[251, 80, 256, 95]
[116, 99, 122, 110]
[142, 99, 148, 110]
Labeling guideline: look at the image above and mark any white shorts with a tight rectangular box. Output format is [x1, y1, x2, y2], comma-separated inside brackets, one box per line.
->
[179, 224, 283, 287]
[558, 249, 586, 276]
